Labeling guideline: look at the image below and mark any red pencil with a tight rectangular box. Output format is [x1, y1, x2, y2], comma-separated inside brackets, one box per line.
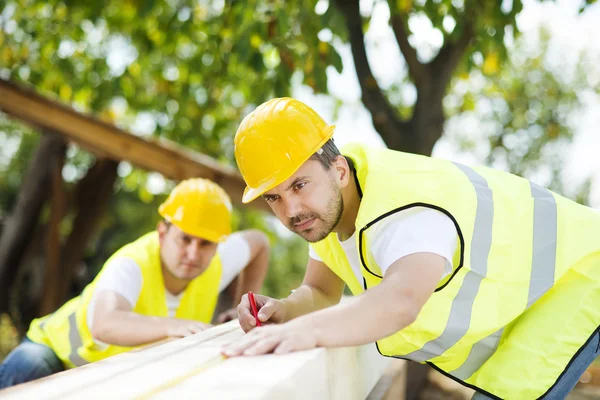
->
[248, 291, 262, 327]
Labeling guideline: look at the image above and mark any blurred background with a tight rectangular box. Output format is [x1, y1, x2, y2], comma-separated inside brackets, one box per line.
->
[1, 0, 599, 397]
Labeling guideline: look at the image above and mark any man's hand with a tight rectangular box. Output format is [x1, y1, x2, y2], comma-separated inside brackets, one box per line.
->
[237, 293, 287, 332]
[222, 320, 318, 357]
[216, 307, 238, 324]
[165, 318, 212, 338]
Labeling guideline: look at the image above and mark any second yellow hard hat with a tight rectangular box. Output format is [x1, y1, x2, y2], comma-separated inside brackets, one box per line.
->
[158, 178, 232, 242]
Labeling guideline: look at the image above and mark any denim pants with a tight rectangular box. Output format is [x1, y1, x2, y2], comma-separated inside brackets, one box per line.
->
[0, 337, 64, 390]
[472, 330, 600, 399]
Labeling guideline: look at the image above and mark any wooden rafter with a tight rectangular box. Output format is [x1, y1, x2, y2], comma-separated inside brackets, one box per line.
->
[0, 79, 268, 211]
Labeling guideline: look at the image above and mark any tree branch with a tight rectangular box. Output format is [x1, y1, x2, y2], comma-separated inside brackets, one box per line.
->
[430, 14, 475, 93]
[390, 13, 427, 86]
[333, 0, 409, 148]
[57, 158, 118, 306]
[0, 133, 65, 312]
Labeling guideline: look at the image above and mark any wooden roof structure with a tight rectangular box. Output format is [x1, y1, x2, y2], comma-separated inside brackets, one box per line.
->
[0, 79, 267, 211]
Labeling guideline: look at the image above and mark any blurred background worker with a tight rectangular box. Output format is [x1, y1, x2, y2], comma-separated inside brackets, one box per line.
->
[0, 178, 270, 389]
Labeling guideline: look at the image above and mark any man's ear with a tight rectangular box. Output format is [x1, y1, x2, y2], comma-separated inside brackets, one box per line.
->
[157, 220, 169, 242]
[334, 155, 350, 187]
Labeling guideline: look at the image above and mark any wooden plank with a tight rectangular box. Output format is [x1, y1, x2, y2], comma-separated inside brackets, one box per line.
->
[0, 79, 268, 211]
[0, 322, 390, 399]
[0, 323, 239, 399]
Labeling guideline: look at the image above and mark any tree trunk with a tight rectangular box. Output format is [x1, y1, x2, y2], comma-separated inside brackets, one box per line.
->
[0, 133, 65, 313]
[11, 226, 48, 336]
[333, 0, 473, 156]
[409, 80, 447, 155]
[56, 158, 118, 306]
[40, 150, 67, 316]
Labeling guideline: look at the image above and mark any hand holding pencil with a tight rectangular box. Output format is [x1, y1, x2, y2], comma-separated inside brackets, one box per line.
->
[236, 291, 287, 332]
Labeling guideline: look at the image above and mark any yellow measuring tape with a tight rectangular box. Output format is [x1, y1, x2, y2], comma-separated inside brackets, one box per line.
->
[135, 354, 228, 399]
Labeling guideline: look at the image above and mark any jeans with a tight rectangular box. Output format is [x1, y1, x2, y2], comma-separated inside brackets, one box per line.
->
[472, 330, 600, 399]
[0, 337, 64, 390]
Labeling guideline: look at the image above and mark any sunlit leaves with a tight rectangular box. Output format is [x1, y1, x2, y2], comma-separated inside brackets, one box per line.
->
[443, 29, 598, 199]
[0, 0, 346, 163]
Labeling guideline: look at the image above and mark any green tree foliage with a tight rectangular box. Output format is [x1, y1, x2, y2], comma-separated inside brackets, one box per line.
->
[328, 0, 596, 155]
[440, 27, 599, 203]
[0, 118, 39, 218]
[0, 0, 343, 158]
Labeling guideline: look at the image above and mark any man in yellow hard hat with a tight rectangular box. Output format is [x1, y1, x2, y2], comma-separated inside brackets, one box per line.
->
[223, 98, 600, 399]
[0, 178, 269, 389]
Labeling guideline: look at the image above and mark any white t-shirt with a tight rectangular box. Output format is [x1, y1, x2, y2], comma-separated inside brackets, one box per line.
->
[309, 207, 457, 287]
[87, 232, 251, 331]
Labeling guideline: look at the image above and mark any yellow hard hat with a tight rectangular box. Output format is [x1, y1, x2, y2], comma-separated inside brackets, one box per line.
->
[158, 178, 232, 242]
[234, 98, 335, 203]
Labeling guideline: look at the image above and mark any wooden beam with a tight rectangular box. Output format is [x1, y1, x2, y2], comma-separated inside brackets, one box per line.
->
[0, 79, 268, 211]
[0, 321, 391, 399]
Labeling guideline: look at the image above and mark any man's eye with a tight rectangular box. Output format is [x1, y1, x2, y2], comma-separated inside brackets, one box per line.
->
[265, 196, 279, 203]
[181, 236, 192, 244]
[294, 182, 306, 190]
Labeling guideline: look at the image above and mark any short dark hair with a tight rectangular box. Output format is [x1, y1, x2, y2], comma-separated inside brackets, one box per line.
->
[309, 139, 341, 170]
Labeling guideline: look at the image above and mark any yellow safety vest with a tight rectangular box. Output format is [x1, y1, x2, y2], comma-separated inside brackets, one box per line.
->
[27, 231, 222, 369]
[311, 143, 600, 399]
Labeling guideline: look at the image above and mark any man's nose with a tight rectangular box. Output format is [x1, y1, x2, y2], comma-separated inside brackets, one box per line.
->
[186, 241, 202, 261]
[283, 197, 303, 219]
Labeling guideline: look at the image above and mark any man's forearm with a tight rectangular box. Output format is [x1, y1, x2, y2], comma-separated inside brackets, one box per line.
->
[280, 284, 341, 322]
[92, 311, 169, 347]
[291, 280, 418, 348]
[291, 254, 445, 348]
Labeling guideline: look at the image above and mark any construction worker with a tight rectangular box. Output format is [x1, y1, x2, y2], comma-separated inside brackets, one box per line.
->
[0, 178, 270, 389]
[223, 98, 600, 399]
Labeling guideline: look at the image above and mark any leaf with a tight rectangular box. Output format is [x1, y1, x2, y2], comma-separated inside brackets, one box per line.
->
[482, 52, 499, 75]
[329, 49, 343, 74]
[397, 0, 413, 13]
[59, 84, 72, 101]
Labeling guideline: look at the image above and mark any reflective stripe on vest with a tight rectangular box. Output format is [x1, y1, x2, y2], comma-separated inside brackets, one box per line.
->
[450, 181, 558, 379]
[401, 163, 494, 362]
[68, 311, 88, 367]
